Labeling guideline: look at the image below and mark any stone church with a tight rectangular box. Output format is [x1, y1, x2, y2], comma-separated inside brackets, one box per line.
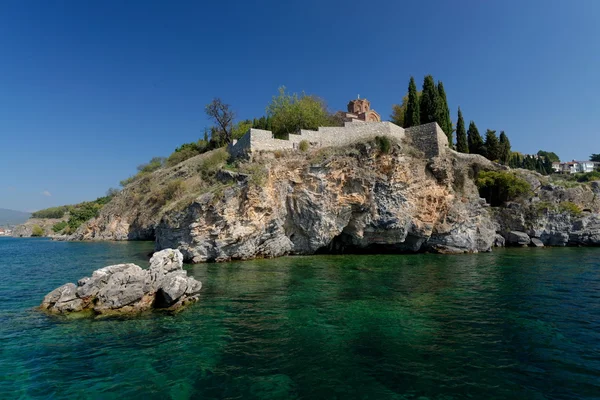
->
[340, 97, 381, 123]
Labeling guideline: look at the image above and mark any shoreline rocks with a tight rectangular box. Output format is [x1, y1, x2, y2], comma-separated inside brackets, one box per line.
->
[40, 249, 201, 316]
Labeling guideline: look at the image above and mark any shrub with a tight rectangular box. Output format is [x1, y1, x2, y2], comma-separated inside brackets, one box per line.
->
[52, 221, 68, 233]
[375, 136, 391, 154]
[31, 225, 44, 237]
[299, 140, 309, 152]
[559, 201, 582, 217]
[165, 140, 209, 167]
[239, 163, 268, 186]
[576, 171, 600, 183]
[137, 157, 166, 174]
[198, 148, 229, 179]
[476, 171, 531, 206]
[164, 180, 185, 201]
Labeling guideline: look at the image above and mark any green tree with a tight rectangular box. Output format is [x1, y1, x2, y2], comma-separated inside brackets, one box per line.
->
[590, 153, 600, 162]
[498, 131, 511, 164]
[484, 129, 500, 161]
[436, 81, 453, 147]
[232, 119, 253, 140]
[537, 150, 560, 163]
[476, 171, 530, 206]
[390, 89, 422, 128]
[403, 77, 420, 128]
[455, 107, 468, 153]
[467, 121, 485, 156]
[419, 75, 439, 124]
[267, 86, 333, 138]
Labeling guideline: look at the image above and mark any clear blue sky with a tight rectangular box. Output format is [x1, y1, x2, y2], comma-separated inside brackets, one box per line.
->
[1, 0, 599, 212]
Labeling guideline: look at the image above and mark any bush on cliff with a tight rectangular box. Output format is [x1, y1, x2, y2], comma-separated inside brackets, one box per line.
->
[559, 201, 583, 217]
[476, 171, 530, 206]
[52, 221, 68, 233]
[31, 225, 44, 237]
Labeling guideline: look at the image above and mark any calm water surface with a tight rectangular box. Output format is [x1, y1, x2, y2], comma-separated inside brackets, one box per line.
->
[0, 237, 599, 399]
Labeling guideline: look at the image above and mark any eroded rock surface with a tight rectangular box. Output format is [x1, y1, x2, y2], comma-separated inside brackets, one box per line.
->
[40, 249, 201, 315]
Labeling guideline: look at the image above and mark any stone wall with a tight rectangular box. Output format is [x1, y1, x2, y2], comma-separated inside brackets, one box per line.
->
[229, 121, 447, 160]
[404, 122, 449, 159]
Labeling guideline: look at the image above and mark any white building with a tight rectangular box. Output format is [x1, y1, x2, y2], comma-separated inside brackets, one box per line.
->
[552, 160, 600, 174]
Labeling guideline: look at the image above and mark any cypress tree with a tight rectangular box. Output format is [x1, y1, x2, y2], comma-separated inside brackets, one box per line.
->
[484, 130, 500, 161]
[437, 81, 453, 147]
[498, 131, 511, 165]
[420, 75, 439, 124]
[467, 121, 485, 156]
[455, 107, 468, 153]
[403, 76, 420, 128]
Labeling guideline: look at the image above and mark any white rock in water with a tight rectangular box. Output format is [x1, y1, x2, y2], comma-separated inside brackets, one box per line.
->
[40, 249, 202, 316]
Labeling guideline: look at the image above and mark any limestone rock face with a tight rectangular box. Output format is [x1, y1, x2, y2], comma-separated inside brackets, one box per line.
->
[155, 144, 500, 262]
[40, 249, 201, 315]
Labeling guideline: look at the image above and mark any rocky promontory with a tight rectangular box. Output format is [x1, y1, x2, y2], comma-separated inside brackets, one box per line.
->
[60, 131, 600, 262]
[40, 249, 201, 315]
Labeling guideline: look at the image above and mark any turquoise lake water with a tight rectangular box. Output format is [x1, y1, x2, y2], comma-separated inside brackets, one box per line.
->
[1, 237, 599, 399]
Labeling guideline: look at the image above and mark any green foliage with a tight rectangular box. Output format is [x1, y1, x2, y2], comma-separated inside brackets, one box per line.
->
[419, 75, 439, 124]
[590, 153, 600, 162]
[375, 136, 392, 154]
[232, 120, 253, 140]
[198, 148, 230, 179]
[148, 179, 186, 207]
[455, 107, 468, 153]
[137, 157, 165, 174]
[31, 225, 44, 237]
[537, 150, 560, 163]
[252, 116, 273, 131]
[299, 140, 309, 152]
[484, 129, 500, 161]
[403, 77, 421, 128]
[245, 164, 269, 186]
[436, 81, 453, 147]
[508, 153, 553, 175]
[66, 200, 105, 231]
[559, 201, 582, 217]
[52, 221, 68, 233]
[165, 140, 210, 167]
[31, 206, 68, 219]
[498, 131, 511, 164]
[476, 170, 530, 206]
[267, 86, 335, 138]
[575, 171, 600, 182]
[467, 121, 485, 156]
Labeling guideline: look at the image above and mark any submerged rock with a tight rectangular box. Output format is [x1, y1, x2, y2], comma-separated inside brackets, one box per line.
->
[40, 249, 201, 315]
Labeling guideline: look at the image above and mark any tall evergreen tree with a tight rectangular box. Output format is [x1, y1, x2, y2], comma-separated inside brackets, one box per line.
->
[436, 81, 453, 147]
[467, 121, 485, 156]
[419, 75, 439, 124]
[498, 131, 511, 164]
[484, 130, 500, 161]
[403, 76, 420, 128]
[455, 107, 468, 153]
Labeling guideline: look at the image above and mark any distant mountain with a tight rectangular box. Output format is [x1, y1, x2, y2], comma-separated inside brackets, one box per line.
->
[0, 208, 31, 226]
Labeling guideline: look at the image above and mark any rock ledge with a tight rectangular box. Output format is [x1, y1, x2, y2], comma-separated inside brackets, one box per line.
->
[40, 249, 201, 315]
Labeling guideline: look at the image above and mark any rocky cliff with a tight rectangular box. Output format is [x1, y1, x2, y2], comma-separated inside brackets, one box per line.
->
[69, 137, 600, 262]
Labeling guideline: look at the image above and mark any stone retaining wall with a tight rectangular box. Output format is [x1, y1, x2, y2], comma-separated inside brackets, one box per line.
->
[228, 121, 446, 160]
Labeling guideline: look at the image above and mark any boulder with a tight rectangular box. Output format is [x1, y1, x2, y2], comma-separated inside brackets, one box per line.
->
[493, 234, 505, 247]
[530, 237, 544, 247]
[506, 231, 531, 246]
[40, 249, 201, 316]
